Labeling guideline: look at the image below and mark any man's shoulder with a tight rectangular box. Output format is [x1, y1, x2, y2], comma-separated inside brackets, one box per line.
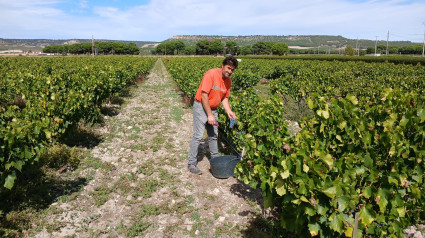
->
[205, 68, 220, 74]
[203, 68, 221, 78]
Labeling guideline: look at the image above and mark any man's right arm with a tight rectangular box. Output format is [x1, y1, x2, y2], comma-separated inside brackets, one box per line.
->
[201, 92, 216, 126]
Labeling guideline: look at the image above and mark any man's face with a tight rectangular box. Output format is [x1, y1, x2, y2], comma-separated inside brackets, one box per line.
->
[221, 64, 235, 78]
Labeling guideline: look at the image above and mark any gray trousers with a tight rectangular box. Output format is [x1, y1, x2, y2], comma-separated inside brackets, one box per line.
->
[188, 100, 220, 166]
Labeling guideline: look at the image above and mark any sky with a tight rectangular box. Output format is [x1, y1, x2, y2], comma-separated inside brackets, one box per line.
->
[0, 0, 424, 43]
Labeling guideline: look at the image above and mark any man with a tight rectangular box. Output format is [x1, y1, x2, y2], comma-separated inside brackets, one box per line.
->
[188, 56, 238, 175]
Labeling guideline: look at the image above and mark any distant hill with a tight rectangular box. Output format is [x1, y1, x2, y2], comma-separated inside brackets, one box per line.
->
[166, 35, 418, 49]
[0, 35, 419, 53]
[0, 38, 159, 52]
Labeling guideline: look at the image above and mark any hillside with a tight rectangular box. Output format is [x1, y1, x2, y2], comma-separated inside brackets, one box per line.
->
[0, 35, 419, 53]
[0, 38, 158, 52]
[167, 35, 417, 49]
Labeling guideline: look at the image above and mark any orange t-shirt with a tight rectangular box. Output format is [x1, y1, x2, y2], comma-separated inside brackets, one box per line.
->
[195, 68, 231, 109]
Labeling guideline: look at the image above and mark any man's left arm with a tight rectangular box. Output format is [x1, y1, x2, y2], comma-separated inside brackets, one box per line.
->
[222, 97, 236, 119]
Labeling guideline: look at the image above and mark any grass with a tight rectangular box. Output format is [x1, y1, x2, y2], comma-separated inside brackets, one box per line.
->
[170, 105, 185, 122]
[138, 162, 156, 176]
[79, 155, 115, 173]
[125, 220, 151, 237]
[135, 178, 163, 198]
[91, 183, 112, 207]
[253, 79, 271, 101]
[139, 204, 168, 217]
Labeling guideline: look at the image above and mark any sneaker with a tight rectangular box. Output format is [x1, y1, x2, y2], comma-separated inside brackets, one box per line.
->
[188, 164, 202, 175]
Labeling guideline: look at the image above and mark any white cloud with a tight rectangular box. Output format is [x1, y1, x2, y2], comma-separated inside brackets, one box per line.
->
[79, 0, 88, 8]
[0, 0, 424, 42]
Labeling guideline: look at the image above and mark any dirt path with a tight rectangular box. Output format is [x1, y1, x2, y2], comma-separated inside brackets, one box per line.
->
[33, 58, 263, 238]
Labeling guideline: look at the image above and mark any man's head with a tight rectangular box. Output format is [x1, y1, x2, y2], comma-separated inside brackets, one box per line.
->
[222, 56, 238, 69]
[221, 56, 238, 78]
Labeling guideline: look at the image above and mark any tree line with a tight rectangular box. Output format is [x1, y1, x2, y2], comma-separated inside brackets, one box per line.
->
[43, 42, 140, 55]
[42, 39, 424, 56]
[366, 44, 424, 55]
[152, 40, 290, 56]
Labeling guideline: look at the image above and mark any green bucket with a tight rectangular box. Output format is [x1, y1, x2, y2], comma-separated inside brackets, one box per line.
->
[209, 155, 240, 179]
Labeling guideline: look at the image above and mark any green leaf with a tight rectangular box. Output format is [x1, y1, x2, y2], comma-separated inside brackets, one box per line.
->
[337, 196, 350, 212]
[308, 223, 320, 237]
[336, 135, 342, 142]
[381, 88, 392, 101]
[11, 160, 24, 171]
[321, 153, 334, 169]
[397, 207, 406, 217]
[305, 206, 316, 216]
[317, 107, 330, 119]
[4, 172, 17, 189]
[362, 132, 371, 146]
[280, 170, 290, 179]
[399, 116, 409, 127]
[388, 176, 398, 186]
[411, 186, 421, 199]
[307, 98, 314, 109]
[329, 213, 344, 234]
[363, 186, 373, 199]
[363, 153, 373, 168]
[44, 129, 52, 139]
[338, 120, 346, 130]
[275, 180, 287, 196]
[346, 94, 358, 105]
[317, 204, 329, 215]
[24, 147, 32, 159]
[303, 164, 309, 173]
[418, 109, 425, 123]
[34, 125, 40, 135]
[377, 189, 389, 213]
[322, 186, 337, 199]
[359, 204, 376, 226]
[345, 226, 354, 238]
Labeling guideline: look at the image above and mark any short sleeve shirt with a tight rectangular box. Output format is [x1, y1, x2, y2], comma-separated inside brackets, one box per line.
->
[195, 68, 231, 109]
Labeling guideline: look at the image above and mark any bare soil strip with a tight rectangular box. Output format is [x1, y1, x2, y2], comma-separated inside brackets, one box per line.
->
[32, 58, 264, 237]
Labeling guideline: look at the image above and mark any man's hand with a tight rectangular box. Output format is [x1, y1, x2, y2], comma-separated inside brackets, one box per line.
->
[201, 92, 217, 126]
[222, 97, 236, 119]
[227, 110, 237, 119]
[207, 114, 217, 126]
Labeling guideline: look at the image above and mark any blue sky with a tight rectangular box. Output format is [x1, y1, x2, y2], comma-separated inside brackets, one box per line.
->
[0, 0, 424, 43]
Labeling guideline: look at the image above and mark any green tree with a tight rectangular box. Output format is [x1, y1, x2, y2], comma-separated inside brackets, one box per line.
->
[171, 41, 185, 55]
[239, 45, 252, 55]
[377, 44, 386, 54]
[388, 45, 399, 54]
[225, 41, 238, 55]
[366, 46, 375, 54]
[344, 45, 355, 56]
[183, 45, 196, 55]
[272, 43, 289, 56]
[126, 43, 140, 55]
[210, 39, 224, 55]
[252, 41, 274, 55]
[196, 40, 211, 55]
[399, 44, 422, 54]
[154, 42, 179, 55]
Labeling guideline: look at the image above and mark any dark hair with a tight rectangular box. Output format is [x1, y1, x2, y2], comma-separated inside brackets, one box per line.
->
[222, 56, 238, 69]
